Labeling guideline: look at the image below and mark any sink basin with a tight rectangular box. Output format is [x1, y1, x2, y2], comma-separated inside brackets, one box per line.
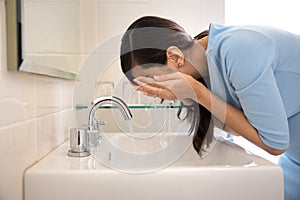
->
[24, 133, 284, 200]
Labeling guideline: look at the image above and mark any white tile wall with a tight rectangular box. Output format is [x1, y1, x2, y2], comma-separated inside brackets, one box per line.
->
[0, 1, 75, 200]
[0, 0, 224, 200]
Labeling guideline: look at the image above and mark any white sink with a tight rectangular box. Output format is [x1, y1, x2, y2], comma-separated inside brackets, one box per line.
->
[24, 133, 284, 200]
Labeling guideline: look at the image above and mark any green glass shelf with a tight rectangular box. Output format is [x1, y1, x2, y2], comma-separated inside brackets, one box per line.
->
[75, 104, 182, 110]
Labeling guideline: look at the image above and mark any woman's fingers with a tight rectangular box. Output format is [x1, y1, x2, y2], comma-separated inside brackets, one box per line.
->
[133, 73, 193, 100]
[134, 77, 176, 100]
[153, 72, 180, 82]
[134, 78, 160, 94]
[154, 72, 196, 100]
[134, 77, 166, 90]
[134, 76, 170, 89]
[134, 76, 155, 85]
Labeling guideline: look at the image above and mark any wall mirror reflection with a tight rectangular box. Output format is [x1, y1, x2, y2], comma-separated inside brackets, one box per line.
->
[6, 0, 82, 79]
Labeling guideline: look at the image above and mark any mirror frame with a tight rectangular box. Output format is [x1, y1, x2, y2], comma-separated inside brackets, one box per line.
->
[6, 0, 22, 71]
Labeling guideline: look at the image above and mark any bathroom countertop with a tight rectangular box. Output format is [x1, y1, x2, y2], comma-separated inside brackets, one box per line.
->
[26, 137, 276, 172]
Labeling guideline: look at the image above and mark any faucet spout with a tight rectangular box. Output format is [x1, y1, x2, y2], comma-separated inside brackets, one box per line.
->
[88, 96, 132, 130]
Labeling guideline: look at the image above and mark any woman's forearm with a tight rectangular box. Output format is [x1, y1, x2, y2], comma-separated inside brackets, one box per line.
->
[192, 81, 285, 155]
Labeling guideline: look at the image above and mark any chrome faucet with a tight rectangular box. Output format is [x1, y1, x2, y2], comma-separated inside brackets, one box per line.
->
[68, 96, 132, 157]
[88, 96, 132, 131]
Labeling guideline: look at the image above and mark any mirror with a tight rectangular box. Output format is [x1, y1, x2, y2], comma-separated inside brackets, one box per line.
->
[6, 0, 79, 79]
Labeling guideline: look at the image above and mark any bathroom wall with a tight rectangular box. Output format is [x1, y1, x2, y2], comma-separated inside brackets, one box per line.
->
[0, 1, 75, 200]
[0, 0, 224, 200]
[226, 0, 300, 34]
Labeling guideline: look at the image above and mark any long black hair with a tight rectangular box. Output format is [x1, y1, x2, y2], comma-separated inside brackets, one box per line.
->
[120, 16, 213, 154]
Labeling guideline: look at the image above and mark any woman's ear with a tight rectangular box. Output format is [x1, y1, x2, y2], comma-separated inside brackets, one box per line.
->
[166, 46, 184, 69]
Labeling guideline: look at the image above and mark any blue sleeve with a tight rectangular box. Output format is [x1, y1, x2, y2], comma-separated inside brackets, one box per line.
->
[221, 29, 289, 150]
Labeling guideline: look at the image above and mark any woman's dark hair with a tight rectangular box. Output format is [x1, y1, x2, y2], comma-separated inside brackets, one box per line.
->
[120, 16, 213, 155]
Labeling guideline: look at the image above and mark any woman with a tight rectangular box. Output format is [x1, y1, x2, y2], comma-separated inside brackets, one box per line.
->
[120, 16, 300, 200]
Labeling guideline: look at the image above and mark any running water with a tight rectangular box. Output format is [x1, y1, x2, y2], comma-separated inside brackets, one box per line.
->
[127, 120, 141, 168]
[127, 120, 137, 154]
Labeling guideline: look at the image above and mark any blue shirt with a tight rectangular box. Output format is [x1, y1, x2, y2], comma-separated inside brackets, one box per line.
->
[206, 23, 300, 200]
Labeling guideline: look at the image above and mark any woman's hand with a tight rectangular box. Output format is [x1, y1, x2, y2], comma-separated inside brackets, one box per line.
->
[134, 76, 177, 100]
[133, 72, 199, 102]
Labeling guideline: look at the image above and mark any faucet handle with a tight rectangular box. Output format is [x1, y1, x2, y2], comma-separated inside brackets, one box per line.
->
[96, 119, 106, 127]
[68, 128, 91, 157]
[86, 129, 102, 149]
[89, 119, 106, 131]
